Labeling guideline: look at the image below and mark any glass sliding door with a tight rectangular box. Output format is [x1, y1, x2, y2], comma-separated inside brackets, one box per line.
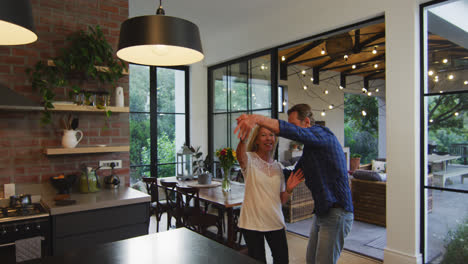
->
[208, 50, 277, 171]
[420, 1, 468, 263]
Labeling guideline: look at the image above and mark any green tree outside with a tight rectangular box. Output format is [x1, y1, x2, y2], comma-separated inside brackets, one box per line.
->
[344, 93, 379, 164]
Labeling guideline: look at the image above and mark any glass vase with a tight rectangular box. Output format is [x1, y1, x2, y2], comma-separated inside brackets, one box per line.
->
[222, 167, 231, 192]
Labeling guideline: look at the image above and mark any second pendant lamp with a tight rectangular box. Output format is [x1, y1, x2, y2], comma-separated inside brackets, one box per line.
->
[117, 0, 204, 66]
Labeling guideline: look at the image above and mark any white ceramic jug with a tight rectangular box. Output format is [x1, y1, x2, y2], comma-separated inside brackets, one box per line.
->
[115, 86, 124, 107]
[62, 129, 83, 148]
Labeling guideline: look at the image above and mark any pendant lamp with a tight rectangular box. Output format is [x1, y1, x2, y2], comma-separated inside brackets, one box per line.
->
[117, 0, 204, 66]
[0, 0, 37, 45]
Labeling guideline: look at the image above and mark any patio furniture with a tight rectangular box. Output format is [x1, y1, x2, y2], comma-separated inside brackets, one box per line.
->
[428, 154, 466, 187]
[282, 181, 314, 223]
[351, 162, 387, 227]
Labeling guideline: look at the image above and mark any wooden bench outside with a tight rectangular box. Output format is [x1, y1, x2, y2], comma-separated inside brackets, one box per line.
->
[433, 166, 468, 188]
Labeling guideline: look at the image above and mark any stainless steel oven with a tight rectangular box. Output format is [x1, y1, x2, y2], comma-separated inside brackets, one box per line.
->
[0, 203, 50, 263]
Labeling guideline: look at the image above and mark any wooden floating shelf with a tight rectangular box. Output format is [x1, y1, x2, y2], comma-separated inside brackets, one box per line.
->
[0, 104, 129, 112]
[47, 60, 129, 75]
[45, 146, 130, 155]
[50, 103, 129, 112]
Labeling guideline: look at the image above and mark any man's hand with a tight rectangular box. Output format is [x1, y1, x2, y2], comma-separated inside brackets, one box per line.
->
[234, 114, 257, 141]
[286, 169, 305, 193]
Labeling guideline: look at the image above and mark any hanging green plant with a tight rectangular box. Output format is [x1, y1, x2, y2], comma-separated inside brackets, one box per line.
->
[26, 25, 127, 124]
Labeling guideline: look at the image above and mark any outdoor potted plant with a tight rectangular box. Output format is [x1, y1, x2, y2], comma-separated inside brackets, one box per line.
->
[26, 25, 127, 124]
[350, 153, 362, 172]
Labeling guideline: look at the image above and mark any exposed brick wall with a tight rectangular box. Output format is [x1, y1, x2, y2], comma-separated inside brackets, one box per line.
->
[0, 0, 131, 189]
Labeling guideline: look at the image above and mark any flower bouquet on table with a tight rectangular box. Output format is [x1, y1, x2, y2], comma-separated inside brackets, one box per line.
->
[215, 147, 237, 192]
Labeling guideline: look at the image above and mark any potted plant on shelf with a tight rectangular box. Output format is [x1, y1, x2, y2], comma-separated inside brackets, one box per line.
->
[350, 153, 362, 172]
[26, 25, 127, 124]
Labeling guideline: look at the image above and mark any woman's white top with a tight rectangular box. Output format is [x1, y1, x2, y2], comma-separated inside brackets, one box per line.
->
[238, 152, 286, 231]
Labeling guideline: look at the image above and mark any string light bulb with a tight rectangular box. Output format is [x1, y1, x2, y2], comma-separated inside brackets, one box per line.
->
[321, 48, 325, 55]
[454, 112, 459, 116]
[448, 74, 454, 80]
[374, 64, 379, 68]
[260, 64, 266, 70]
[344, 54, 348, 61]
[324, 89, 329, 95]
[372, 46, 377, 54]
[321, 110, 326, 116]
[367, 91, 372, 96]
[329, 104, 334, 109]
[339, 85, 344, 90]
[310, 77, 314, 82]
[375, 88, 380, 92]
[361, 110, 367, 116]
[281, 56, 286, 61]
[352, 64, 356, 69]
[428, 70, 434, 76]
[429, 119, 433, 123]
[301, 70, 306, 76]
[303, 85, 308, 90]
[442, 58, 448, 64]
[282, 101, 286, 106]
[464, 80, 468, 85]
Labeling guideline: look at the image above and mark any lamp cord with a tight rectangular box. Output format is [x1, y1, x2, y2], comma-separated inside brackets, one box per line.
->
[156, 0, 165, 15]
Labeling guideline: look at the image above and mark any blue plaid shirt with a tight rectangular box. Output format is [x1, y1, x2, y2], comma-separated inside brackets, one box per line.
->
[279, 120, 353, 215]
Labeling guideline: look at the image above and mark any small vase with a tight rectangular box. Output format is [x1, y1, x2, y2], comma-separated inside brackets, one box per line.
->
[222, 167, 231, 192]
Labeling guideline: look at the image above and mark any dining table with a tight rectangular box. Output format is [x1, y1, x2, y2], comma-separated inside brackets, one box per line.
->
[23, 228, 259, 264]
[157, 176, 245, 248]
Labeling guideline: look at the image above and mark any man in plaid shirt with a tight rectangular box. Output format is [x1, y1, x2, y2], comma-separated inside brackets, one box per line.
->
[235, 103, 353, 264]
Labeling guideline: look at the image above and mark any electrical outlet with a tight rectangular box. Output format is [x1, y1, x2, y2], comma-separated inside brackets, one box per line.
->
[99, 160, 122, 169]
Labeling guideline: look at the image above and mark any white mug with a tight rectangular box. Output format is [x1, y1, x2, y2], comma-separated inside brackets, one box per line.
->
[115, 86, 124, 107]
[62, 130, 83, 148]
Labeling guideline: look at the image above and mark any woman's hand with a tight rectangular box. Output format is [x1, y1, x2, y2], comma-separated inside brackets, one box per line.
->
[286, 169, 304, 193]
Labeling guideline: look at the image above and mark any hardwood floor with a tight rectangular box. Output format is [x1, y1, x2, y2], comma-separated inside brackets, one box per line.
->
[149, 215, 382, 264]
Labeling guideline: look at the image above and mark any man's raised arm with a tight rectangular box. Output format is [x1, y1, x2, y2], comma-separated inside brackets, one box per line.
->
[234, 114, 279, 140]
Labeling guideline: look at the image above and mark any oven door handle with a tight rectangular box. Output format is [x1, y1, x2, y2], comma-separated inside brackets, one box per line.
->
[0, 242, 15, 248]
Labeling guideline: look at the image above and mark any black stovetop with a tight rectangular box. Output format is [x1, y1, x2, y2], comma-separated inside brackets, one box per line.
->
[0, 203, 49, 223]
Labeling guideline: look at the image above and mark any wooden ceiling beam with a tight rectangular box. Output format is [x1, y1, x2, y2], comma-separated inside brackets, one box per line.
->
[353, 29, 361, 53]
[288, 55, 328, 66]
[284, 40, 324, 63]
[359, 32, 385, 48]
[322, 53, 385, 71]
[346, 69, 385, 76]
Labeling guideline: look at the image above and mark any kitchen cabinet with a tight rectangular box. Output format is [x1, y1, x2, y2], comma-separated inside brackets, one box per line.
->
[41, 187, 151, 256]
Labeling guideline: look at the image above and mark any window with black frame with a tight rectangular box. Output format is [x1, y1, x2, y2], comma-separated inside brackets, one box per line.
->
[129, 65, 189, 185]
[421, 1, 468, 263]
[208, 52, 276, 173]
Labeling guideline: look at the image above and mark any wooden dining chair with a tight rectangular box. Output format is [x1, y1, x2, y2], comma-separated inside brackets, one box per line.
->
[142, 177, 168, 232]
[176, 186, 223, 241]
[160, 180, 182, 229]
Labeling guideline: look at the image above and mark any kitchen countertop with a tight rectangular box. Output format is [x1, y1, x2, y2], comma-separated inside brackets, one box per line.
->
[41, 184, 150, 215]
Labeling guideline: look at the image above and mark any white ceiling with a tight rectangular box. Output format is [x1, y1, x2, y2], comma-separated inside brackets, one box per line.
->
[129, 0, 275, 38]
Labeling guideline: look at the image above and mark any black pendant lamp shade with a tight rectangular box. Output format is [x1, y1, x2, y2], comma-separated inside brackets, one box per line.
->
[0, 0, 37, 45]
[117, 14, 204, 66]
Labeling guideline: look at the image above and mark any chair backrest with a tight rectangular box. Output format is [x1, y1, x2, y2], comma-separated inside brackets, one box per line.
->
[160, 181, 178, 208]
[176, 186, 200, 210]
[142, 177, 159, 203]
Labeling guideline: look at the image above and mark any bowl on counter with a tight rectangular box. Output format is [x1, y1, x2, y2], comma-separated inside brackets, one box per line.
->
[50, 174, 77, 194]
